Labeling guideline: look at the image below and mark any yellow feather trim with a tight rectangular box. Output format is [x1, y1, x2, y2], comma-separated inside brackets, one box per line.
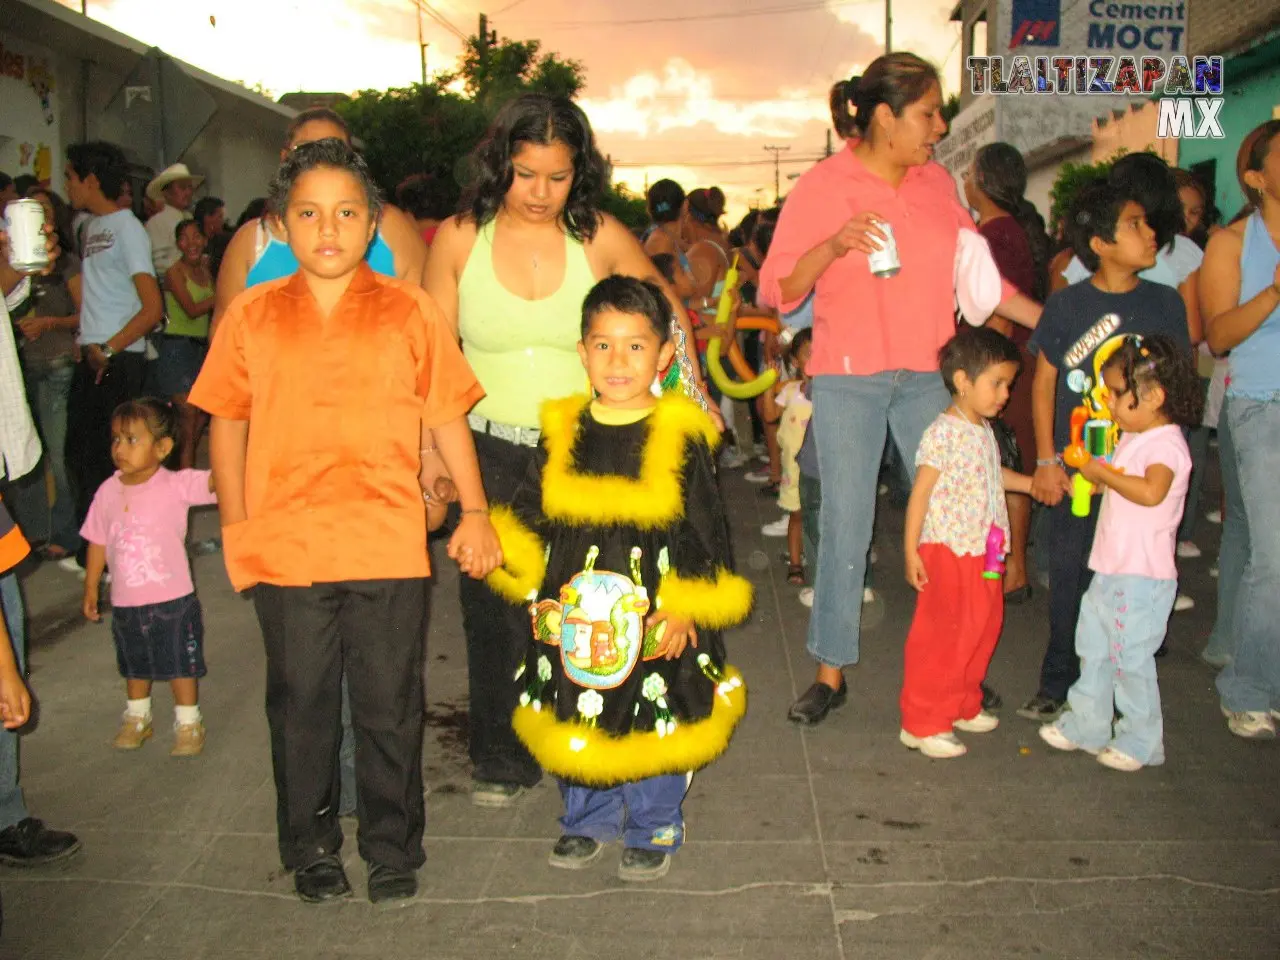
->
[512, 666, 747, 786]
[539, 392, 721, 529]
[656, 568, 753, 629]
[485, 505, 546, 605]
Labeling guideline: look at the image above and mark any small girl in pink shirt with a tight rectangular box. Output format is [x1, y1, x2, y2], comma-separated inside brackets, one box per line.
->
[1040, 336, 1202, 771]
[81, 398, 217, 757]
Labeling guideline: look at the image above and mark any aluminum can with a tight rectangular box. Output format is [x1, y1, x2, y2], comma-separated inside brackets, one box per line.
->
[4, 199, 50, 273]
[868, 220, 900, 278]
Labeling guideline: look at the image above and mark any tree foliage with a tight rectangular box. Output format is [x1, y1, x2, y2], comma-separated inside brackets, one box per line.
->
[336, 32, 588, 213]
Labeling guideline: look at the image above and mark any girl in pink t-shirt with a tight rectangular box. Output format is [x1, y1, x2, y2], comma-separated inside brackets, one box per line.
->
[1040, 336, 1201, 771]
[80, 398, 217, 757]
[900, 328, 1034, 759]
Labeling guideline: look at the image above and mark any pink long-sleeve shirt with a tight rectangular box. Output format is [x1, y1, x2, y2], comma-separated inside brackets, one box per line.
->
[760, 145, 1013, 377]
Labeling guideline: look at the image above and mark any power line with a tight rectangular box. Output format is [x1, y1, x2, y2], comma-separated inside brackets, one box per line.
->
[509, 0, 881, 29]
[411, 0, 467, 41]
[611, 155, 824, 168]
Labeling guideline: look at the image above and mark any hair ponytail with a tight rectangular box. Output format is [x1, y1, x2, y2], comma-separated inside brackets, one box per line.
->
[828, 80, 857, 139]
[974, 142, 1051, 300]
[842, 53, 939, 139]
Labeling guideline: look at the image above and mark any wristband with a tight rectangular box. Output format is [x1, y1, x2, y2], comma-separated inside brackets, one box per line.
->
[1036, 456, 1063, 468]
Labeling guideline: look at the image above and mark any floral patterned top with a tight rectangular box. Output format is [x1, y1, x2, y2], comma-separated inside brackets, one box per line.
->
[916, 412, 1009, 557]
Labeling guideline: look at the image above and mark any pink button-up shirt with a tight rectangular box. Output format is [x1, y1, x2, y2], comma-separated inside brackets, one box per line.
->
[760, 145, 1012, 377]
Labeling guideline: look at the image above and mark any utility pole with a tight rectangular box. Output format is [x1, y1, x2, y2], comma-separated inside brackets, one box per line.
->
[885, 0, 892, 53]
[763, 145, 790, 203]
[478, 13, 497, 66]
[825, 129, 833, 157]
[416, 2, 427, 84]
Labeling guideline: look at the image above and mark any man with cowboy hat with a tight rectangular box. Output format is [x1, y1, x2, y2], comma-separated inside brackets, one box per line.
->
[144, 163, 204, 275]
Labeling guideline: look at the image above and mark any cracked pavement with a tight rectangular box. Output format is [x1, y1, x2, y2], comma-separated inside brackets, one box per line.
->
[4, 465, 1279, 959]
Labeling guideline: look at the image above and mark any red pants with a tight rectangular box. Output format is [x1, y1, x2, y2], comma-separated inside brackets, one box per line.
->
[900, 544, 1004, 737]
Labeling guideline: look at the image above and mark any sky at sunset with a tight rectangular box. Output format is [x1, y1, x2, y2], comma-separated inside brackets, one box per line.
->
[61, 0, 964, 220]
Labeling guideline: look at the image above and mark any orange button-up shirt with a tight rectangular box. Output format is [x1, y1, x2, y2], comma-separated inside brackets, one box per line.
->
[189, 263, 484, 590]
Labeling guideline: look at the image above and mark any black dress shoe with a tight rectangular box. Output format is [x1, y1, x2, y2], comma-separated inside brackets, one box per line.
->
[787, 679, 848, 725]
[0, 818, 82, 868]
[294, 854, 352, 904]
[367, 862, 418, 904]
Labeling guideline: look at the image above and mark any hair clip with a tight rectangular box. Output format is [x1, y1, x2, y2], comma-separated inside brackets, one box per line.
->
[1074, 210, 1092, 226]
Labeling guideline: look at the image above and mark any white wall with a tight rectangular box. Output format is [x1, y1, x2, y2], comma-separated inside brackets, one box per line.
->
[1026, 145, 1092, 228]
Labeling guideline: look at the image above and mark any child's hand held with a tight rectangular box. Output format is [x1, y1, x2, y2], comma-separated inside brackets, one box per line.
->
[448, 512, 503, 580]
[648, 611, 697, 660]
[905, 550, 928, 591]
[82, 589, 100, 622]
[0, 670, 31, 730]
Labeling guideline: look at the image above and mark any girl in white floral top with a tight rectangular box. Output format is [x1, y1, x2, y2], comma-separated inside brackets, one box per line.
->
[900, 328, 1036, 759]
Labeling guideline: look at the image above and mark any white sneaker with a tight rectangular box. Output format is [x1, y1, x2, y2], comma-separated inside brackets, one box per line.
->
[1096, 746, 1143, 772]
[57, 556, 84, 576]
[862, 587, 876, 604]
[720, 448, 748, 469]
[743, 470, 771, 484]
[1038, 723, 1102, 755]
[798, 587, 814, 608]
[1205, 509, 1222, 525]
[954, 710, 999, 733]
[899, 729, 967, 759]
[1176, 541, 1202, 559]
[761, 517, 789, 537]
[1173, 594, 1195, 612]
[1221, 707, 1277, 740]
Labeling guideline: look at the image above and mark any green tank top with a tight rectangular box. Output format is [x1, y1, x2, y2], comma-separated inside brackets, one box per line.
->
[163, 271, 213, 339]
[457, 219, 596, 428]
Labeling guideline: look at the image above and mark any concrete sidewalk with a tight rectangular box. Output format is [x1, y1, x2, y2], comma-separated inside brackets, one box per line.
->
[3, 474, 1278, 960]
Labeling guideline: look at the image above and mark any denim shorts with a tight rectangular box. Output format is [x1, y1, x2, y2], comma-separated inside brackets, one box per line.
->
[111, 593, 207, 681]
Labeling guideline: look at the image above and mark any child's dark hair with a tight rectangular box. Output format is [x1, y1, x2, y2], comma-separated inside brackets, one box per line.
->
[1066, 180, 1127, 272]
[268, 138, 383, 220]
[938, 326, 1021, 396]
[647, 179, 685, 225]
[650, 253, 678, 286]
[1101, 334, 1203, 427]
[174, 218, 201, 244]
[1109, 152, 1181, 253]
[284, 107, 350, 150]
[785, 326, 813, 367]
[112, 397, 178, 443]
[581, 275, 671, 344]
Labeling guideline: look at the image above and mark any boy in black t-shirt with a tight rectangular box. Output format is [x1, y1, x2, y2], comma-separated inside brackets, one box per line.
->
[1018, 183, 1191, 721]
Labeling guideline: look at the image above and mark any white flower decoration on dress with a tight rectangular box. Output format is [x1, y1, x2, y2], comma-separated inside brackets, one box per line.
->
[577, 689, 604, 720]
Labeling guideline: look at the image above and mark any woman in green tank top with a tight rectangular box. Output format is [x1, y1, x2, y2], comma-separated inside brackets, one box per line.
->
[423, 95, 715, 806]
[158, 219, 214, 468]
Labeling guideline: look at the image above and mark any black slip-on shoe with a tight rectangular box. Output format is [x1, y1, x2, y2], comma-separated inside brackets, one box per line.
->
[787, 679, 848, 725]
[294, 854, 352, 904]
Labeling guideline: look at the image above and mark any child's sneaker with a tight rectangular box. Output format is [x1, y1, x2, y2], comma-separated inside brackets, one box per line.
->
[1173, 594, 1195, 612]
[761, 516, 789, 537]
[547, 835, 603, 870]
[617, 847, 671, 882]
[1096, 747, 1143, 772]
[797, 587, 814, 608]
[743, 470, 771, 484]
[1221, 707, 1276, 740]
[170, 721, 206, 757]
[899, 729, 967, 759]
[113, 713, 153, 750]
[954, 710, 999, 733]
[1038, 723, 1101, 755]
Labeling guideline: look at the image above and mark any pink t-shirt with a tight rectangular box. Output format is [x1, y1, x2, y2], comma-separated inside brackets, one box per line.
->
[916, 413, 1010, 557]
[81, 468, 217, 607]
[1089, 425, 1190, 580]
[758, 143, 1016, 378]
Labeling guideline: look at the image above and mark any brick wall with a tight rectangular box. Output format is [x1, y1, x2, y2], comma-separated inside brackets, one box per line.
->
[1190, 0, 1280, 56]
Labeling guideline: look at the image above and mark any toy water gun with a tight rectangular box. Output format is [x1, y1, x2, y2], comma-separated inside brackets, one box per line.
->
[1062, 405, 1119, 517]
[705, 254, 779, 400]
[982, 524, 1005, 580]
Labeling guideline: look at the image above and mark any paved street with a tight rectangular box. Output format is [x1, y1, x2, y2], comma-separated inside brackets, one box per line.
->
[3, 470, 1279, 959]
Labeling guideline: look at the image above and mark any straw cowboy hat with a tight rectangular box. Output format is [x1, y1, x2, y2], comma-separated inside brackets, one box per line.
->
[146, 163, 204, 202]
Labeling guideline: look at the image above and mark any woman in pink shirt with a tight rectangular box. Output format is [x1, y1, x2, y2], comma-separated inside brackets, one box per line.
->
[760, 53, 1040, 725]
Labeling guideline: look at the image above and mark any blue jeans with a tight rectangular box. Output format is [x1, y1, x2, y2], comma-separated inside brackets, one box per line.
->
[559, 773, 689, 852]
[1217, 395, 1280, 713]
[0, 574, 29, 830]
[12, 360, 80, 553]
[1204, 399, 1245, 665]
[808, 372, 948, 668]
[1059, 573, 1175, 765]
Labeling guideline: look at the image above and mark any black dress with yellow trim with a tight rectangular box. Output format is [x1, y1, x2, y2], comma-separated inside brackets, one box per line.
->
[487, 392, 751, 787]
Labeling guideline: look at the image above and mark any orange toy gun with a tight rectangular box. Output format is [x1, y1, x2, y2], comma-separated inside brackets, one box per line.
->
[1062, 405, 1119, 517]
[705, 254, 779, 400]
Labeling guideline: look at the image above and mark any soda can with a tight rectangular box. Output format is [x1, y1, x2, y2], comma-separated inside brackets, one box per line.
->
[867, 219, 900, 278]
[4, 198, 50, 273]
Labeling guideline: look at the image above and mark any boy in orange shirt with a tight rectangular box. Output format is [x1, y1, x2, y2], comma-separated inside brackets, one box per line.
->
[190, 140, 500, 905]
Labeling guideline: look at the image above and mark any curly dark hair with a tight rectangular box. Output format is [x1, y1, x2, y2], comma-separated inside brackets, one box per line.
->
[460, 94, 607, 243]
[1101, 334, 1203, 427]
[1109, 152, 1181, 253]
[267, 138, 382, 221]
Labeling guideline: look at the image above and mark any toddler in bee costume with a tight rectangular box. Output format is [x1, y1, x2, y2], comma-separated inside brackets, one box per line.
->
[486, 275, 751, 882]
